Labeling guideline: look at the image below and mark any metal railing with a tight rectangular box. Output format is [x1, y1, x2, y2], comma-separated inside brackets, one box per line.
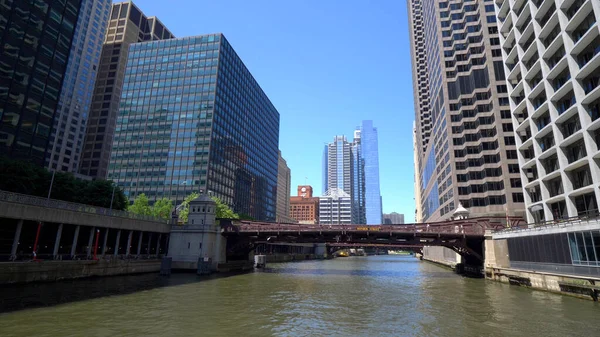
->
[0, 190, 165, 223]
[494, 213, 600, 234]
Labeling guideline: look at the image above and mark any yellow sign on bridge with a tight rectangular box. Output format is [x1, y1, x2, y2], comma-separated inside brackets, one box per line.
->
[355, 226, 380, 231]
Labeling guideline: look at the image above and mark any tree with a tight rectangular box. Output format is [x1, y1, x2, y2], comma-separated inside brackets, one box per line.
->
[177, 192, 199, 224]
[128, 193, 151, 216]
[211, 196, 239, 219]
[151, 198, 173, 220]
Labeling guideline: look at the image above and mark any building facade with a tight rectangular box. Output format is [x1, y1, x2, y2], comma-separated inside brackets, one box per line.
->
[80, 1, 174, 178]
[276, 151, 295, 223]
[319, 188, 354, 225]
[324, 136, 353, 195]
[351, 130, 366, 224]
[408, 0, 525, 222]
[290, 185, 319, 224]
[0, 0, 81, 165]
[383, 212, 405, 224]
[495, 0, 600, 223]
[108, 34, 280, 221]
[360, 120, 382, 224]
[46, 0, 111, 173]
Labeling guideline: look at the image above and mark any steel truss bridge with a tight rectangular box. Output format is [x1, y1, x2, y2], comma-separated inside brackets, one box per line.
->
[221, 216, 525, 262]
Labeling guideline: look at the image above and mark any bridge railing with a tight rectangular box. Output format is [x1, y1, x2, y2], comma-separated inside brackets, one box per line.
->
[232, 216, 521, 235]
[493, 213, 600, 233]
[0, 190, 165, 223]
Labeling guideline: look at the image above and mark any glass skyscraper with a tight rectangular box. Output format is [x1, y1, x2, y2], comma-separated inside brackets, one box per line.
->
[46, 0, 111, 173]
[0, 0, 81, 165]
[108, 34, 280, 221]
[359, 120, 382, 224]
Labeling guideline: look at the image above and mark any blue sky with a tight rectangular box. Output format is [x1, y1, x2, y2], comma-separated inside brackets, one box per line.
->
[134, 0, 416, 222]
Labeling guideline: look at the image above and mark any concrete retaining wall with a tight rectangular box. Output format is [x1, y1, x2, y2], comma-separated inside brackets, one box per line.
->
[0, 259, 161, 284]
[265, 254, 317, 263]
[487, 267, 600, 301]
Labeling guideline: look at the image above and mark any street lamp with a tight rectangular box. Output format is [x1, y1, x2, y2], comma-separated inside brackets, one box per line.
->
[47, 170, 56, 201]
[109, 184, 116, 211]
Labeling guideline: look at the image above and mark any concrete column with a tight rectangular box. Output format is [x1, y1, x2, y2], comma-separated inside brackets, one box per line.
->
[147, 233, 153, 255]
[114, 230, 121, 256]
[125, 230, 133, 256]
[53, 224, 63, 259]
[137, 232, 143, 255]
[86, 227, 95, 258]
[102, 228, 109, 255]
[156, 234, 162, 255]
[70, 225, 80, 258]
[10, 219, 23, 259]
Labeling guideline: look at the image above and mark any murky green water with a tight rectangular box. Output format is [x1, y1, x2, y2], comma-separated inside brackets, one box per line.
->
[0, 256, 598, 336]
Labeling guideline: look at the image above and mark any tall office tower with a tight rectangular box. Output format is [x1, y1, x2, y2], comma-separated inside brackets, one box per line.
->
[383, 212, 405, 224]
[108, 34, 280, 221]
[0, 0, 81, 165]
[413, 122, 423, 222]
[46, 0, 111, 173]
[80, 1, 174, 178]
[408, 0, 525, 222]
[351, 130, 366, 224]
[360, 120, 382, 224]
[319, 188, 354, 225]
[496, 0, 600, 223]
[276, 151, 293, 223]
[324, 136, 353, 195]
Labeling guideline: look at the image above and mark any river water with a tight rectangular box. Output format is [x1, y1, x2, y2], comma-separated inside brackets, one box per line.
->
[0, 255, 598, 336]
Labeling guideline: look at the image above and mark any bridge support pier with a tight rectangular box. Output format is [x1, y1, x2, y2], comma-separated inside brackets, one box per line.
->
[70, 225, 80, 258]
[114, 230, 121, 256]
[53, 224, 63, 259]
[10, 220, 23, 260]
[102, 228, 109, 256]
[86, 227, 95, 258]
[136, 232, 143, 256]
[126, 230, 133, 256]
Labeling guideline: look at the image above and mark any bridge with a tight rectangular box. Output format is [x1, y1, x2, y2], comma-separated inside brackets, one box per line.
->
[220, 216, 526, 264]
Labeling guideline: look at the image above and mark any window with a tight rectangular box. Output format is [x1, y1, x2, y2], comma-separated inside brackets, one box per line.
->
[485, 4, 494, 12]
[487, 15, 497, 23]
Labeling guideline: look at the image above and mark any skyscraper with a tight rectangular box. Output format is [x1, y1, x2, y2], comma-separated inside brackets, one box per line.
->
[319, 188, 354, 225]
[276, 151, 293, 223]
[80, 1, 174, 179]
[496, 0, 600, 222]
[383, 212, 405, 224]
[108, 34, 280, 221]
[351, 130, 366, 224]
[46, 0, 111, 173]
[360, 120, 382, 224]
[408, 0, 525, 222]
[0, 0, 81, 165]
[324, 135, 353, 195]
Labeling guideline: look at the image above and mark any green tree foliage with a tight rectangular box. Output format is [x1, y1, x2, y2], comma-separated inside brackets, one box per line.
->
[177, 192, 199, 224]
[151, 198, 173, 220]
[0, 157, 128, 210]
[211, 196, 239, 219]
[128, 193, 151, 216]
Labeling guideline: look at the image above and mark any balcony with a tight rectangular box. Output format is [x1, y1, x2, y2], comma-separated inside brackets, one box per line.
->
[528, 76, 543, 90]
[525, 165, 539, 183]
[518, 128, 532, 143]
[559, 116, 581, 139]
[570, 13, 597, 45]
[520, 34, 536, 52]
[582, 74, 600, 95]
[542, 25, 562, 49]
[574, 193, 598, 218]
[565, 0, 587, 21]
[556, 94, 577, 115]
[513, 95, 525, 106]
[524, 51, 539, 70]
[587, 97, 600, 122]
[546, 46, 566, 70]
[521, 145, 535, 161]
[532, 94, 548, 111]
[518, 16, 532, 33]
[570, 165, 593, 190]
[528, 185, 542, 203]
[546, 176, 564, 197]
[565, 139, 587, 163]
[537, 3, 557, 29]
[576, 36, 600, 69]
[542, 154, 559, 175]
[592, 129, 600, 150]
[539, 133, 555, 152]
[532, 0, 544, 8]
[535, 111, 551, 131]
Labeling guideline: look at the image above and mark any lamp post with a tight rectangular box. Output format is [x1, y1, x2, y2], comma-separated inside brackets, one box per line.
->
[47, 170, 56, 201]
[109, 184, 116, 211]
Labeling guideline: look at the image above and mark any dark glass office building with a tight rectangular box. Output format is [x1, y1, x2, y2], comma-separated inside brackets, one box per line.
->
[0, 0, 81, 165]
[108, 34, 280, 221]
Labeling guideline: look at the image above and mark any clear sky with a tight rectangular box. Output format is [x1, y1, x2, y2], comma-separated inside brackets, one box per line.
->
[133, 0, 416, 222]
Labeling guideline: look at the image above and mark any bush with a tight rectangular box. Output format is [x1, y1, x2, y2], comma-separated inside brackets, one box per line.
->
[0, 156, 128, 210]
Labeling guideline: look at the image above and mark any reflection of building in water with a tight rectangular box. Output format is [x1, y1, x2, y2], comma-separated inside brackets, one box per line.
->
[108, 34, 279, 220]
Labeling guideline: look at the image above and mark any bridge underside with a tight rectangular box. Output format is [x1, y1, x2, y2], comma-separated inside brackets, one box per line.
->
[224, 230, 485, 262]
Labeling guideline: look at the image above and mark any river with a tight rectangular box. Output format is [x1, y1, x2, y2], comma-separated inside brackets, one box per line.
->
[0, 255, 598, 336]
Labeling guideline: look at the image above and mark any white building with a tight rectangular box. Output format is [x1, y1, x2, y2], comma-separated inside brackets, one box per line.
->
[319, 188, 354, 225]
[496, 0, 600, 222]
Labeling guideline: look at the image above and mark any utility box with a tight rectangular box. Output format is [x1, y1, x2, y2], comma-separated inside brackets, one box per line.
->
[197, 257, 212, 275]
